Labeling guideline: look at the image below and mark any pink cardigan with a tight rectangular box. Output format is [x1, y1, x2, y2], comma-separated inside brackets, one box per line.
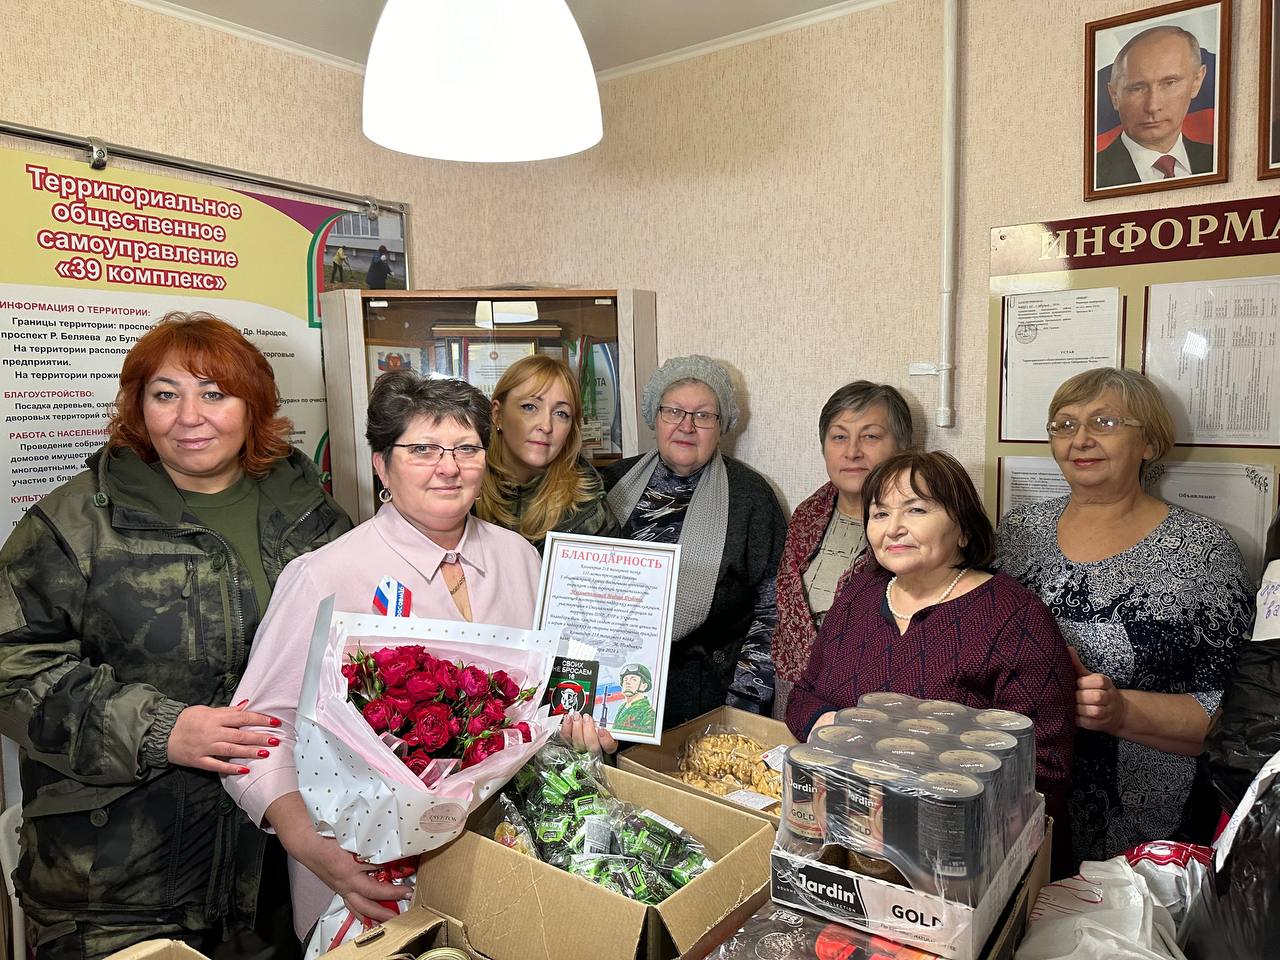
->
[223, 504, 541, 937]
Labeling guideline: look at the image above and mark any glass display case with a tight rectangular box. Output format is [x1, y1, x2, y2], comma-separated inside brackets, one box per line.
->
[319, 288, 658, 522]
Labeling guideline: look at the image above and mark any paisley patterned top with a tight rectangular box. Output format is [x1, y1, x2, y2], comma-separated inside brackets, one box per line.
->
[996, 497, 1255, 863]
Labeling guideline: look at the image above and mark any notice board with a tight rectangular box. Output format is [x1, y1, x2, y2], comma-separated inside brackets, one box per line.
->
[987, 196, 1280, 578]
[0, 141, 382, 532]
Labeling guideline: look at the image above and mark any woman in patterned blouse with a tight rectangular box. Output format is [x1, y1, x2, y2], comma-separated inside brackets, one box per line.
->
[997, 367, 1254, 865]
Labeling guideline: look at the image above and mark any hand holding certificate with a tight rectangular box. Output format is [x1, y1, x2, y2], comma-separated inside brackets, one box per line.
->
[534, 533, 680, 745]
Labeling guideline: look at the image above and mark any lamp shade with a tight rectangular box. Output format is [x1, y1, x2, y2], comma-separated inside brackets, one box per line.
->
[363, 0, 603, 162]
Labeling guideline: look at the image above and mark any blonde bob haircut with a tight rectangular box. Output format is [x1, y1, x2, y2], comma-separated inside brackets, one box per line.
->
[1048, 367, 1174, 463]
[476, 354, 596, 542]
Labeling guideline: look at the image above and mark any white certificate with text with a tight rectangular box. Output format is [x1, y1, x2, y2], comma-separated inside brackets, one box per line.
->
[1144, 276, 1280, 446]
[997, 457, 1071, 517]
[533, 533, 679, 745]
[1145, 461, 1277, 582]
[465, 340, 536, 395]
[1001, 287, 1122, 441]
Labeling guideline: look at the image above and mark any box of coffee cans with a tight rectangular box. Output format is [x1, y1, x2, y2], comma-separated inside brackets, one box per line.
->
[769, 695, 1044, 960]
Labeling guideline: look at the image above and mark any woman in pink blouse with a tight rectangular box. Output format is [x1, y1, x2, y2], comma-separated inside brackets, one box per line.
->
[223, 371, 541, 940]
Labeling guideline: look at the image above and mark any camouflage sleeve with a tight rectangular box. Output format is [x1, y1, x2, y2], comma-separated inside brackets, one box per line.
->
[562, 493, 620, 540]
[0, 509, 183, 785]
[725, 576, 777, 714]
[556, 469, 621, 540]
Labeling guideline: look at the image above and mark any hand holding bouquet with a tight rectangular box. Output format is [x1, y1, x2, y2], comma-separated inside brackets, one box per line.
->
[296, 604, 560, 958]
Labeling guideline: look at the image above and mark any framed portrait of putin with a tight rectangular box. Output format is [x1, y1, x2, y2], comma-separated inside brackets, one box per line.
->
[1261, 0, 1280, 180]
[1084, 0, 1231, 200]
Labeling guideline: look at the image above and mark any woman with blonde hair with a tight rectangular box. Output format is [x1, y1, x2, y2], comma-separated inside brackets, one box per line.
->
[476, 354, 617, 551]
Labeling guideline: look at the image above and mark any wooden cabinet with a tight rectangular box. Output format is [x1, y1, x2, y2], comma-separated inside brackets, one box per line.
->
[319, 288, 657, 522]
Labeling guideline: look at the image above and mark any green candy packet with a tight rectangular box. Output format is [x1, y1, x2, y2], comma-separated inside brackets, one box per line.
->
[512, 742, 715, 903]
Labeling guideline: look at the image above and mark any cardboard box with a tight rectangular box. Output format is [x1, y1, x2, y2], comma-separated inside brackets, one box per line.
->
[769, 797, 1046, 960]
[618, 706, 797, 824]
[978, 822, 1051, 960]
[105, 943, 209, 960]
[691, 831, 1049, 960]
[409, 765, 774, 960]
[323, 908, 487, 959]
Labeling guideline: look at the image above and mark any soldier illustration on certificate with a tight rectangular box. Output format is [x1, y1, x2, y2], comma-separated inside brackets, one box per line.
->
[533, 532, 679, 745]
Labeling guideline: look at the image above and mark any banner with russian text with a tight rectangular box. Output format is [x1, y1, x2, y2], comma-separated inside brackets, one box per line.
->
[0, 146, 345, 531]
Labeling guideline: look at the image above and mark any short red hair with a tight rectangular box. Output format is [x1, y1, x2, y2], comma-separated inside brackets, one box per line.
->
[107, 311, 293, 478]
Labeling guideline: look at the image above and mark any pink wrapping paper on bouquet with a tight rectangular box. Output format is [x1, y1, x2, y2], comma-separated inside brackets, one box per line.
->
[295, 596, 560, 864]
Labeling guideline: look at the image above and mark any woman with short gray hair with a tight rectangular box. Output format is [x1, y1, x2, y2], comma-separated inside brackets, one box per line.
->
[226, 371, 543, 940]
[769, 381, 912, 717]
[563, 355, 786, 753]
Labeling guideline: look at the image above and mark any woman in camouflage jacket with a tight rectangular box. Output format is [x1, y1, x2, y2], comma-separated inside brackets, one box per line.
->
[0, 313, 350, 959]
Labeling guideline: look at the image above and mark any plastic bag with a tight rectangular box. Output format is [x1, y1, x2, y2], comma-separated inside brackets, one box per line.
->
[511, 741, 714, 901]
[1179, 747, 1280, 960]
[567, 854, 678, 905]
[1124, 841, 1211, 928]
[477, 792, 540, 859]
[612, 807, 713, 886]
[515, 740, 614, 868]
[1014, 858, 1184, 960]
[1200, 637, 1280, 813]
[676, 726, 782, 805]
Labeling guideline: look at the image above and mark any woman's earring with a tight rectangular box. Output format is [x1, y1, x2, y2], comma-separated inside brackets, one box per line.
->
[378, 488, 393, 504]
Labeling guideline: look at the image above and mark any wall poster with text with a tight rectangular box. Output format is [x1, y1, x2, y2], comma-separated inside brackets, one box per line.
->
[0, 145, 350, 532]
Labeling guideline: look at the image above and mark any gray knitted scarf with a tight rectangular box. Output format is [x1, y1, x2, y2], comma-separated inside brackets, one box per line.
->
[607, 449, 729, 641]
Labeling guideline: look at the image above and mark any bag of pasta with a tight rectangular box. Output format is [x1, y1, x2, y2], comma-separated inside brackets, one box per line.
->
[675, 726, 783, 807]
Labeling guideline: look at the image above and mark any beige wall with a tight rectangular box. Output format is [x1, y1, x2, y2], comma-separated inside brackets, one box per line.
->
[1, 0, 1270, 510]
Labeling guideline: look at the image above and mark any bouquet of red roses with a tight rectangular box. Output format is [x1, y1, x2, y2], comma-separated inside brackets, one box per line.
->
[344, 645, 537, 779]
[296, 605, 560, 959]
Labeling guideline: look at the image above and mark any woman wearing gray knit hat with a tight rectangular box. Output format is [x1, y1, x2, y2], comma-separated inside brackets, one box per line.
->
[589, 355, 786, 742]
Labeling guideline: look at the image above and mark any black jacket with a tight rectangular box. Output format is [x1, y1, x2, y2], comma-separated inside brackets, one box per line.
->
[1202, 508, 1278, 810]
[602, 454, 786, 729]
[1095, 134, 1214, 188]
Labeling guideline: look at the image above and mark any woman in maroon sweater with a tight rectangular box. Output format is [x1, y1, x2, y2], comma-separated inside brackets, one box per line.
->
[785, 451, 1076, 835]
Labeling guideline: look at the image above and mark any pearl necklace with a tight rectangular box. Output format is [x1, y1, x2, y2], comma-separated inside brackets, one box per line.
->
[886, 568, 967, 621]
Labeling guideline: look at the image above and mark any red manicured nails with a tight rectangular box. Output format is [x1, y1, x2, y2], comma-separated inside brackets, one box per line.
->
[267, 737, 280, 747]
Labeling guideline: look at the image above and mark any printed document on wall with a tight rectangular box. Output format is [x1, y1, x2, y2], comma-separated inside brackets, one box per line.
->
[1001, 287, 1122, 441]
[1144, 277, 1280, 446]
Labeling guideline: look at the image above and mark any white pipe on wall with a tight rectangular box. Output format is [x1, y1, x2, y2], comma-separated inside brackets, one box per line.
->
[936, 0, 959, 428]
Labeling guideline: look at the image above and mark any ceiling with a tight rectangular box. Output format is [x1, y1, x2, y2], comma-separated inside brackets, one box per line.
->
[143, 0, 865, 74]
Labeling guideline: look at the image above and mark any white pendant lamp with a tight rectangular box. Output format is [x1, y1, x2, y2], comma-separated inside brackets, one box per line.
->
[362, 0, 603, 163]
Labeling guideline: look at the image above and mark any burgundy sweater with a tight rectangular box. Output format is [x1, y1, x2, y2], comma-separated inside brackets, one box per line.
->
[785, 568, 1075, 801]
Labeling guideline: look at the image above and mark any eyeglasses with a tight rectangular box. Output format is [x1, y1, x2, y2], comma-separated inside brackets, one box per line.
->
[1046, 415, 1144, 438]
[389, 442, 486, 465]
[657, 405, 721, 429]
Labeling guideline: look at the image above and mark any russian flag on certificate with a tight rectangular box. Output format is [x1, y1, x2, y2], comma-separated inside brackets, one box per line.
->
[372, 576, 412, 617]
